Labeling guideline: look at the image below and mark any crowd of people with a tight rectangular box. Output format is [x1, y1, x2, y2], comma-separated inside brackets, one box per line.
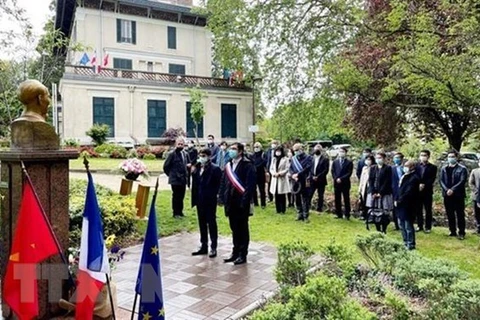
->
[162, 135, 480, 263]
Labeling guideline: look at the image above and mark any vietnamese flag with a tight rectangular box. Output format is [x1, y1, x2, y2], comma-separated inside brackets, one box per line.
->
[2, 179, 61, 320]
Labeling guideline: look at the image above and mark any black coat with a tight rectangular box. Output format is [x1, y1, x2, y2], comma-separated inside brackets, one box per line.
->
[415, 162, 438, 194]
[310, 155, 329, 185]
[331, 158, 353, 189]
[396, 172, 420, 221]
[368, 165, 393, 196]
[191, 162, 222, 210]
[186, 147, 198, 165]
[223, 156, 257, 216]
[289, 153, 313, 184]
[252, 151, 267, 176]
[163, 149, 190, 186]
[440, 164, 468, 198]
[265, 148, 276, 173]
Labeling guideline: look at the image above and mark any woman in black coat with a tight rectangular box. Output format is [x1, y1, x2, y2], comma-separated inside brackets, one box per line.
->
[367, 152, 393, 233]
[395, 161, 420, 250]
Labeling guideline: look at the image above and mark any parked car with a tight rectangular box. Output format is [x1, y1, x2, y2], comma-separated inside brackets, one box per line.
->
[106, 138, 135, 150]
[327, 144, 352, 158]
[306, 140, 333, 153]
[436, 152, 479, 172]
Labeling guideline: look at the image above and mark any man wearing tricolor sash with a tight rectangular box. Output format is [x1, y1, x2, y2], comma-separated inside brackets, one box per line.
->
[290, 143, 313, 222]
[222, 142, 256, 265]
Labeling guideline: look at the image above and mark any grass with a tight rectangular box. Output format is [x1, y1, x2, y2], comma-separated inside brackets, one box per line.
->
[136, 191, 480, 279]
[70, 158, 164, 172]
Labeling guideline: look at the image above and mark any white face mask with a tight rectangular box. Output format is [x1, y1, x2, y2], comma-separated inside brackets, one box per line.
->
[271, 144, 277, 149]
[220, 145, 226, 150]
[254, 147, 261, 152]
[403, 167, 410, 174]
[207, 139, 213, 144]
[275, 151, 281, 157]
[338, 152, 346, 158]
[187, 143, 194, 148]
[419, 156, 428, 163]
[365, 160, 372, 166]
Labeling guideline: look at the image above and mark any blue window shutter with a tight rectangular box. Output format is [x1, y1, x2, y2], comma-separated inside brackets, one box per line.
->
[113, 58, 133, 70]
[93, 97, 115, 137]
[169, 64, 185, 75]
[168, 26, 177, 49]
[116, 19, 121, 42]
[148, 100, 167, 137]
[132, 21, 136, 44]
[221, 104, 237, 138]
[186, 102, 204, 138]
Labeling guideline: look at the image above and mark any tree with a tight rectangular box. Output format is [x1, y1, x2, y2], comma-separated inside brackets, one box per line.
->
[187, 85, 206, 145]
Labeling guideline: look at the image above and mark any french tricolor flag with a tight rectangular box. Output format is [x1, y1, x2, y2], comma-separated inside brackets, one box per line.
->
[75, 172, 110, 319]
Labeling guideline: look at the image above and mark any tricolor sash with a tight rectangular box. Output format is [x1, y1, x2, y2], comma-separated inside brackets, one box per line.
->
[225, 162, 246, 194]
[291, 155, 304, 173]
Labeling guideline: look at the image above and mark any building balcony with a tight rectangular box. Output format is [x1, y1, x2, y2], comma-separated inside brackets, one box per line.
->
[63, 65, 251, 91]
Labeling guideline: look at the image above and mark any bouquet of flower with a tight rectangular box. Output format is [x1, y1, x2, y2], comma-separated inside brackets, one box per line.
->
[119, 158, 149, 180]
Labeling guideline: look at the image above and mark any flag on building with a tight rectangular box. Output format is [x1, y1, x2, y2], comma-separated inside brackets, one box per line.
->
[75, 171, 110, 320]
[79, 53, 90, 65]
[2, 179, 61, 320]
[135, 180, 164, 320]
[103, 53, 109, 68]
[91, 51, 100, 73]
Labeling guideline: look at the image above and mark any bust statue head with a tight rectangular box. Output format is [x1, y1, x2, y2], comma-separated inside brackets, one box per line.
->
[15, 79, 50, 122]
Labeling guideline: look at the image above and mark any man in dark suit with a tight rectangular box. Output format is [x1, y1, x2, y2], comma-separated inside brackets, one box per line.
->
[331, 147, 354, 219]
[290, 143, 313, 221]
[223, 142, 256, 265]
[206, 134, 220, 162]
[391, 152, 405, 230]
[186, 139, 198, 188]
[191, 148, 222, 258]
[163, 138, 191, 218]
[309, 144, 329, 212]
[415, 149, 438, 233]
[252, 142, 267, 208]
[440, 150, 468, 240]
[265, 139, 279, 202]
[395, 161, 420, 250]
[356, 148, 372, 180]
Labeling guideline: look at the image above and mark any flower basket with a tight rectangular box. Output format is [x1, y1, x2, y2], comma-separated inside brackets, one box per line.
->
[119, 158, 148, 180]
[124, 172, 140, 181]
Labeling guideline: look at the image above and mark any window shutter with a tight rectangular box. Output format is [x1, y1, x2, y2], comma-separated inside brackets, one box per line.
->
[132, 21, 136, 44]
[168, 26, 176, 49]
[116, 19, 121, 42]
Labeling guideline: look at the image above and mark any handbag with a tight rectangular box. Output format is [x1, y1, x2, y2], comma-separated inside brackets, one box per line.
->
[367, 197, 390, 229]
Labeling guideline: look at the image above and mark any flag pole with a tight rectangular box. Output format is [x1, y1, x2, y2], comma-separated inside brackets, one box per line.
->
[82, 156, 116, 320]
[130, 176, 160, 320]
[20, 161, 76, 290]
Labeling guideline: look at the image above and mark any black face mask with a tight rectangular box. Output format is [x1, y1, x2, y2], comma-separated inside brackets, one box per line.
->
[176, 147, 184, 151]
[315, 150, 321, 155]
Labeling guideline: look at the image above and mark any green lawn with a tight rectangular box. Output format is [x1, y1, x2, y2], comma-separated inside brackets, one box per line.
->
[70, 158, 164, 172]
[136, 191, 480, 279]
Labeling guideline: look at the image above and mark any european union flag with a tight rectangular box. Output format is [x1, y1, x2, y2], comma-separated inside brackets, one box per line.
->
[79, 53, 90, 65]
[135, 179, 165, 320]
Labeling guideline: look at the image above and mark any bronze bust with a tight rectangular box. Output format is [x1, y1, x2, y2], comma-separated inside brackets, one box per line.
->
[10, 79, 60, 150]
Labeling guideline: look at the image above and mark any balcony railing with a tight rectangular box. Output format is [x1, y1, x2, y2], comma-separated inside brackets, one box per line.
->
[64, 65, 249, 90]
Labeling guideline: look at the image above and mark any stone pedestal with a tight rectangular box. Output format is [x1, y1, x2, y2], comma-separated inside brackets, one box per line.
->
[119, 178, 134, 195]
[0, 150, 79, 319]
[135, 185, 150, 219]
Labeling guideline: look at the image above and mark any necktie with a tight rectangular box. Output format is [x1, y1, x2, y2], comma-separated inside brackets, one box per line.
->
[340, 159, 344, 167]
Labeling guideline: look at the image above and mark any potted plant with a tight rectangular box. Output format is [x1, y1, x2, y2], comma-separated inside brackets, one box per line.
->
[119, 158, 148, 180]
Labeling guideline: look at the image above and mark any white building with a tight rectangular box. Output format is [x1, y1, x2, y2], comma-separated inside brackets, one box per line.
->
[56, 0, 253, 145]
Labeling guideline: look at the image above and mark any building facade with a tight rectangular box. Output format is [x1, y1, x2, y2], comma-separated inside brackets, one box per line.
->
[58, 0, 253, 145]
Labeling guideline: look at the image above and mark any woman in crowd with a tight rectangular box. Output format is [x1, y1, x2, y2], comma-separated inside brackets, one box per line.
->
[367, 151, 393, 233]
[358, 155, 375, 220]
[286, 148, 295, 207]
[269, 146, 290, 214]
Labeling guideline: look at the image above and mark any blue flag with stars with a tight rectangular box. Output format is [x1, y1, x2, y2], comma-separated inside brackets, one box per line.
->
[79, 52, 90, 65]
[135, 179, 165, 320]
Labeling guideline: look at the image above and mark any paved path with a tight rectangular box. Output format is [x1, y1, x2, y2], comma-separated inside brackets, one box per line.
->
[114, 232, 278, 320]
[69, 172, 171, 192]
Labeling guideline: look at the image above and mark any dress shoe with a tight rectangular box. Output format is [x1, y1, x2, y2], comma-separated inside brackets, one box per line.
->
[209, 250, 217, 258]
[458, 235, 465, 240]
[223, 255, 238, 263]
[424, 229, 431, 234]
[191, 248, 208, 256]
[233, 257, 247, 265]
[334, 216, 343, 219]
[448, 233, 458, 237]
[295, 215, 304, 221]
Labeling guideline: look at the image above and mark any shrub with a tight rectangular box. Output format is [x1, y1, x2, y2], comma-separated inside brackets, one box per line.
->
[322, 240, 356, 280]
[63, 138, 79, 148]
[161, 127, 186, 145]
[94, 144, 128, 159]
[274, 241, 314, 288]
[79, 146, 99, 158]
[150, 146, 169, 159]
[86, 124, 110, 146]
[143, 153, 156, 160]
[355, 233, 407, 273]
[438, 279, 480, 320]
[249, 303, 293, 320]
[135, 145, 151, 158]
[127, 148, 139, 159]
[384, 290, 411, 320]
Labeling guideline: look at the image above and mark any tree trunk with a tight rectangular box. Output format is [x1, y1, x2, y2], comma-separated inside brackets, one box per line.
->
[194, 123, 200, 146]
[447, 132, 463, 152]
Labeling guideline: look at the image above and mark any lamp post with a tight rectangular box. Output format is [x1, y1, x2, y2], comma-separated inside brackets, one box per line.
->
[251, 75, 262, 144]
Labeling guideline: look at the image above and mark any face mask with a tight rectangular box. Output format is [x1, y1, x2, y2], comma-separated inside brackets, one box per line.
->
[376, 158, 384, 165]
[275, 151, 281, 157]
[176, 146, 184, 151]
[254, 147, 261, 152]
[287, 152, 293, 158]
[365, 160, 372, 166]
[197, 156, 208, 165]
[419, 156, 428, 163]
[314, 150, 321, 155]
[271, 144, 277, 149]
[294, 150, 301, 156]
[393, 158, 402, 165]
[338, 152, 345, 158]
[229, 149, 238, 159]
[207, 139, 213, 144]
[220, 145, 226, 150]
[363, 152, 369, 158]
[403, 167, 410, 174]
[187, 143, 194, 148]
[447, 157, 457, 165]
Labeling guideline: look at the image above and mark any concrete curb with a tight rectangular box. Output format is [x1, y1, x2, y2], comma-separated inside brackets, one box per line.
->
[227, 257, 327, 320]
[69, 169, 163, 175]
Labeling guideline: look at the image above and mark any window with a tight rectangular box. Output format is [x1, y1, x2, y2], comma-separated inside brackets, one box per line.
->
[168, 64, 186, 75]
[147, 100, 166, 137]
[167, 26, 177, 49]
[147, 61, 153, 72]
[113, 58, 132, 70]
[93, 97, 115, 137]
[221, 104, 237, 138]
[116, 19, 136, 44]
[186, 102, 204, 138]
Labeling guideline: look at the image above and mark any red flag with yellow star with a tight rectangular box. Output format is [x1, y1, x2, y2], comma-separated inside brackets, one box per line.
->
[2, 179, 61, 320]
